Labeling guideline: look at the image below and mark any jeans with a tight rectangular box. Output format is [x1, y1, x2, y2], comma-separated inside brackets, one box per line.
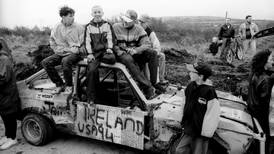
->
[117, 53, 152, 90]
[175, 133, 209, 154]
[86, 59, 101, 102]
[133, 49, 158, 85]
[243, 39, 256, 58]
[42, 53, 81, 87]
[1, 113, 17, 139]
[158, 52, 166, 82]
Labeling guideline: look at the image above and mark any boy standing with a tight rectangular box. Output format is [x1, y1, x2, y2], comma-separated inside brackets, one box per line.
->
[84, 5, 115, 104]
[175, 62, 220, 154]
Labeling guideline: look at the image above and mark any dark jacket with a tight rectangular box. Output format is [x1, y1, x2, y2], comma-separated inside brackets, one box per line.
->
[84, 19, 114, 58]
[182, 81, 219, 137]
[247, 71, 274, 136]
[0, 50, 21, 116]
[218, 24, 235, 39]
[248, 72, 274, 113]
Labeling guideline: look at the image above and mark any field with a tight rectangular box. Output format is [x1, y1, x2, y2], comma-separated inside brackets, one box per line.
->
[1, 16, 274, 96]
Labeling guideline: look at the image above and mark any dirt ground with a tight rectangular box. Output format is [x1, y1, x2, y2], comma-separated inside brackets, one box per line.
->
[0, 120, 141, 154]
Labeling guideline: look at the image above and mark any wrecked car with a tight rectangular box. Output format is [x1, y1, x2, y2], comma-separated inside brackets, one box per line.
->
[17, 60, 265, 154]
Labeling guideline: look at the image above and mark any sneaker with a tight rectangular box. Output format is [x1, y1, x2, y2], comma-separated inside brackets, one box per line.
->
[145, 87, 156, 100]
[133, 106, 142, 111]
[0, 138, 17, 150]
[63, 86, 73, 94]
[0, 137, 7, 146]
[52, 86, 64, 94]
[88, 100, 94, 105]
[153, 83, 166, 94]
[159, 80, 169, 85]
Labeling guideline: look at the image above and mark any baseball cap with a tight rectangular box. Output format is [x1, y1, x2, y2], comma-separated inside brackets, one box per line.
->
[120, 14, 133, 22]
[186, 62, 212, 77]
[126, 10, 138, 21]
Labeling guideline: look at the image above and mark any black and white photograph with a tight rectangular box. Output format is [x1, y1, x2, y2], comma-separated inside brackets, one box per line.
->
[0, 0, 274, 153]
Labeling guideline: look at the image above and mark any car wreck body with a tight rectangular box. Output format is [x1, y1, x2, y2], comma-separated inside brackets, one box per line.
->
[17, 61, 265, 153]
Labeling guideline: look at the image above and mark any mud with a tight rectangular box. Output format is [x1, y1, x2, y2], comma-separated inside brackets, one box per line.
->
[163, 48, 250, 99]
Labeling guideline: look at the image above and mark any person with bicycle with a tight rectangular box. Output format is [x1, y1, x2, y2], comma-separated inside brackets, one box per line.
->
[218, 18, 235, 61]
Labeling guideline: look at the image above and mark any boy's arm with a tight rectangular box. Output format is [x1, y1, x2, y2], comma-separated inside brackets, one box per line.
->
[84, 25, 93, 55]
[149, 32, 161, 53]
[65, 24, 85, 53]
[239, 24, 244, 38]
[106, 23, 114, 49]
[231, 27, 235, 38]
[218, 26, 223, 39]
[254, 23, 259, 34]
[201, 97, 221, 138]
[134, 35, 150, 54]
[49, 26, 60, 53]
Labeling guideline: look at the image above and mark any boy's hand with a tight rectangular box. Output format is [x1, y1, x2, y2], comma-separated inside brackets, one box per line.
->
[71, 46, 79, 54]
[106, 49, 113, 54]
[87, 54, 95, 62]
[116, 50, 125, 56]
[127, 48, 137, 55]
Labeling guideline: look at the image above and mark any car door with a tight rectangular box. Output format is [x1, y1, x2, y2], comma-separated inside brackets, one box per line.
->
[73, 65, 147, 150]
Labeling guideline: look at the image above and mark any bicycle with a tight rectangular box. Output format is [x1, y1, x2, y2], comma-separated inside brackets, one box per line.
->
[220, 35, 244, 64]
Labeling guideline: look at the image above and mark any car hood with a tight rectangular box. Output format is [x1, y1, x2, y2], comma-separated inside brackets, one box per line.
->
[147, 85, 254, 130]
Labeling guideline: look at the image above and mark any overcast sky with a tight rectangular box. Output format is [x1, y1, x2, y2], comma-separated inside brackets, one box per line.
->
[1, 0, 274, 28]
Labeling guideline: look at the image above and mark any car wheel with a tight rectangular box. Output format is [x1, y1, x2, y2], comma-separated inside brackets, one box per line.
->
[226, 49, 234, 64]
[21, 114, 54, 146]
[236, 46, 244, 60]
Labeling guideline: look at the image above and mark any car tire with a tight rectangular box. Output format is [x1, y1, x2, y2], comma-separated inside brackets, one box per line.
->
[21, 113, 54, 146]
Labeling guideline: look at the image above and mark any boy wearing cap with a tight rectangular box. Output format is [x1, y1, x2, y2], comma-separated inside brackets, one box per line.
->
[84, 5, 115, 104]
[112, 11, 158, 99]
[127, 10, 168, 86]
[175, 62, 220, 154]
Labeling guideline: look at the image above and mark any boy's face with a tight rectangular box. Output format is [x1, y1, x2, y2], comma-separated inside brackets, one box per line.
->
[225, 18, 231, 25]
[62, 13, 74, 26]
[265, 53, 274, 70]
[92, 7, 104, 20]
[246, 17, 252, 23]
[123, 21, 135, 29]
[188, 70, 200, 82]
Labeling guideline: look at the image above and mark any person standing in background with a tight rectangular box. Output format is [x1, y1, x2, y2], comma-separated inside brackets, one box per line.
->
[239, 15, 259, 59]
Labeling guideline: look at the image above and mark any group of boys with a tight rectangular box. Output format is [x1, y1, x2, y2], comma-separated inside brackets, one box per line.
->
[43, 5, 220, 154]
[42, 6, 168, 103]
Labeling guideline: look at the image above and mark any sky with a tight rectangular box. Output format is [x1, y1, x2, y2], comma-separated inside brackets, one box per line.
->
[1, 0, 274, 28]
